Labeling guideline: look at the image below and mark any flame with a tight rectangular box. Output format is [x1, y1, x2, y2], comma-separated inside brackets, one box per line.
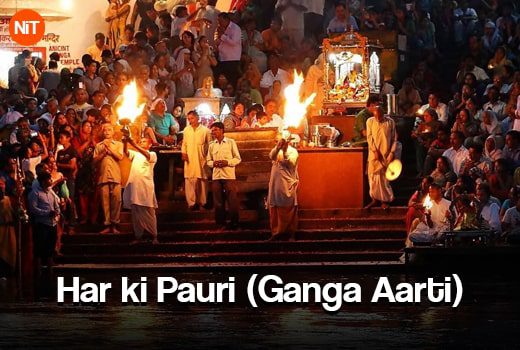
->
[423, 194, 433, 211]
[116, 80, 145, 124]
[283, 71, 316, 129]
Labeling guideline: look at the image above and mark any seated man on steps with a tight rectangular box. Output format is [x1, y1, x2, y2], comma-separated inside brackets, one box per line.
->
[405, 183, 452, 248]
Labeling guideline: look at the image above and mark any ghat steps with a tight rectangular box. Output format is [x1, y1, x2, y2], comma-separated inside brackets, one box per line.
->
[54, 207, 407, 271]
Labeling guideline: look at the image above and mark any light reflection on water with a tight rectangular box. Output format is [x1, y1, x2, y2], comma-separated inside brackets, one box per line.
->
[1, 271, 520, 348]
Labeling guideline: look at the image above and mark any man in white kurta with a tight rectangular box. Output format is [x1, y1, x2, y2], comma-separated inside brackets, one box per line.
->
[406, 183, 451, 247]
[366, 107, 398, 209]
[181, 111, 212, 210]
[123, 137, 158, 244]
[267, 139, 299, 239]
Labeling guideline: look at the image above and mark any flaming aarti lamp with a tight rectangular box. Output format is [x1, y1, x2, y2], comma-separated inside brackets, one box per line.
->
[423, 194, 433, 214]
[116, 80, 145, 141]
[282, 71, 316, 147]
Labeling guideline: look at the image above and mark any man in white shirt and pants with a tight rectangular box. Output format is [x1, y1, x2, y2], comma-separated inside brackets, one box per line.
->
[275, 0, 307, 47]
[303, 0, 325, 39]
[207, 122, 242, 230]
[215, 12, 242, 87]
[182, 110, 212, 210]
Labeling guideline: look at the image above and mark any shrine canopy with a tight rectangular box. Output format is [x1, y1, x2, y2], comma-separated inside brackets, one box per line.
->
[323, 32, 382, 109]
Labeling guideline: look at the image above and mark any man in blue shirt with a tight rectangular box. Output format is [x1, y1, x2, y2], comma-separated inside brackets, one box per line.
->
[148, 98, 180, 145]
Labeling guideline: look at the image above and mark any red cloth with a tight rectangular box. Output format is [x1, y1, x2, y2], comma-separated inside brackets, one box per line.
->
[230, 0, 247, 11]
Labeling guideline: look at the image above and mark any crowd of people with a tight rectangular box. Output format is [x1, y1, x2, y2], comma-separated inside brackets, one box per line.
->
[0, 0, 520, 275]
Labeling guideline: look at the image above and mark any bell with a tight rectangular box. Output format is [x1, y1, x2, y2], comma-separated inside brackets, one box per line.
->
[385, 159, 402, 181]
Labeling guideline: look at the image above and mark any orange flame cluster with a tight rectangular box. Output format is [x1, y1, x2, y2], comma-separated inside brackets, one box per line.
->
[283, 71, 316, 129]
[116, 80, 145, 123]
[423, 194, 433, 210]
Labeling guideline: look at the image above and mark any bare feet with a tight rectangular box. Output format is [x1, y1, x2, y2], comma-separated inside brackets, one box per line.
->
[100, 226, 111, 234]
[129, 239, 141, 245]
[112, 226, 121, 234]
[152, 238, 159, 245]
[364, 199, 379, 210]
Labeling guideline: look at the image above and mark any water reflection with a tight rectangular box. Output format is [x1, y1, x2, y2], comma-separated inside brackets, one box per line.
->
[1, 271, 520, 348]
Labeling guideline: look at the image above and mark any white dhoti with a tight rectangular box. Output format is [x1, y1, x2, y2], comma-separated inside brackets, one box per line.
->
[131, 204, 157, 239]
[185, 178, 208, 207]
[267, 146, 299, 237]
[123, 150, 158, 239]
[368, 169, 394, 203]
[406, 219, 448, 247]
[366, 116, 398, 204]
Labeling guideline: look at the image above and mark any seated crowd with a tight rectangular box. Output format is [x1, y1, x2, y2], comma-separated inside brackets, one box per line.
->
[0, 0, 519, 274]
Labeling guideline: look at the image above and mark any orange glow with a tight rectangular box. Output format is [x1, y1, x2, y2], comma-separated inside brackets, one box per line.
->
[283, 71, 316, 128]
[423, 194, 433, 211]
[116, 80, 145, 123]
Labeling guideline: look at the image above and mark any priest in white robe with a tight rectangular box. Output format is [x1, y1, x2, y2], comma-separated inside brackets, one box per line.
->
[366, 107, 398, 209]
[123, 136, 159, 244]
[267, 138, 299, 240]
[181, 110, 212, 210]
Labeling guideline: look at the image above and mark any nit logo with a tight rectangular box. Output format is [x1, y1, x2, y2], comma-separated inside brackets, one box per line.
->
[9, 9, 45, 46]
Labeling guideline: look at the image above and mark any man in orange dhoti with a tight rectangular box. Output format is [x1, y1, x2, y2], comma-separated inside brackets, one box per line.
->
[267, 138, 299, 240]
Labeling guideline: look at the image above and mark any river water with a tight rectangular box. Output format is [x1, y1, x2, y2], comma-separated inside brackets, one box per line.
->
[1, 270, 519, 348]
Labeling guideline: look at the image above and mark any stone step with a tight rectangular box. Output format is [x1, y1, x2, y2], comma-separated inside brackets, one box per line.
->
[235, 140, 275, 149]
[107, 218, 404, 234]
[54, 260, 404, 272]
[227, 129, 278, 142]
[64, 228, 406, 243]
[297, 207, 407, 218]
[120, 209, 260, 222]
[118, 210, 405, 226]
[55, 250, 402, 264]
[238, 149, 272, 162]
[60, 238, 404, 255]
[235, 160, 272, 175]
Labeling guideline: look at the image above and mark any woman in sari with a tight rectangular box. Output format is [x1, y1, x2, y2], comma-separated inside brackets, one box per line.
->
[72, 121, 98, 225]
[451, 108, 479, 147]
